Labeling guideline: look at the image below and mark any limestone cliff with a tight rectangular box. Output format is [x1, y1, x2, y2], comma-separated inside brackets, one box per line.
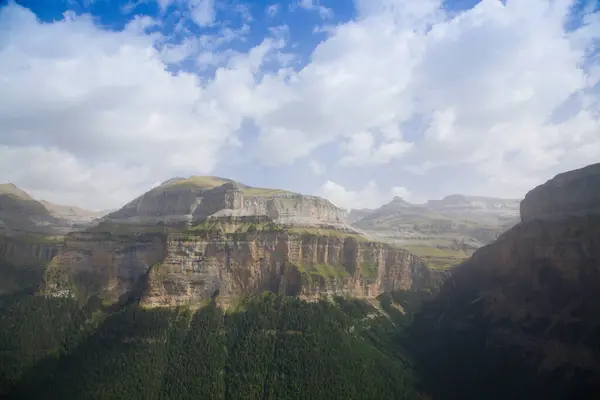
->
[410, 163, 600, 399]
[41, 220, 432, 308]
[141, 230, 431, 308]
[41, 232, 165, 303]
[0, 235, 60, 266]
[0, 234, 61, 294]
[103, 177, 350, 230]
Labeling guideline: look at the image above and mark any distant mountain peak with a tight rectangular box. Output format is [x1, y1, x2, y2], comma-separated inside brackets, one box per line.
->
[0, 183, 33, 200]
[383, 196, 413, 208]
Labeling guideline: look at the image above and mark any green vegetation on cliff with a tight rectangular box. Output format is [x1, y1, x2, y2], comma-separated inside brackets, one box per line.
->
[0, 292, 427, 400]
[163, 176, 294, 197]
[288, 227, 369, 241]
[401, 245, 470, 270]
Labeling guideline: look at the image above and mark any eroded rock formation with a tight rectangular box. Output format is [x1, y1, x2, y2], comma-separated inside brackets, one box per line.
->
[141, 230, 431, 308]
[40, 222, 432, 307]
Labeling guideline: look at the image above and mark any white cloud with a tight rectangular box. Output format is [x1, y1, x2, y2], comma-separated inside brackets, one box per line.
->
[156, 0, 174, 13]
[247, 0, 600, 198]
[0, 4, 270, 209]
[308, 160, 325, 175]
[188, 0, 215, 27]
[340, 132, 413, 166]
[2, 0, 600, 210]
[266, 4, 280, 17]
[318, 180, 412, 210]
[295, 0, 333, 19]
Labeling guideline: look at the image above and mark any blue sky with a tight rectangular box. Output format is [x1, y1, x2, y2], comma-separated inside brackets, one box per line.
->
[1, 0, 599, 210]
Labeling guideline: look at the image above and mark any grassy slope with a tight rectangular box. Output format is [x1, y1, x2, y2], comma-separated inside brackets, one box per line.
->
[163, 176, 294, 197]
[402, 245, 470, 270]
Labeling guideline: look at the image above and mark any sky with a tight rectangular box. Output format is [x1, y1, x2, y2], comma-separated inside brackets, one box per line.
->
[1, 0, 599, 211]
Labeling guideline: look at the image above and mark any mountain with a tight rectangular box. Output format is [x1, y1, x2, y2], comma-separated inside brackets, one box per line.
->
[0, 177, 436, 306]
[409, 162, 600, 399]
[350, 194, 520, 269]
[0, 183, 59, 235]
[102, 176, 352, 232]
[2, 166, 599, 399]
[0, 178, 435, 398]
[40, 200, 110, 225]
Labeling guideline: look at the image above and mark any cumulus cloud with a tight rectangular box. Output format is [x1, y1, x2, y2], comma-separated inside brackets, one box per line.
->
[294, 0, 333, 19]
[319, 180, 413, 210]
[0, 4, 271, 209]
[248, 0, 600, 198]
[1, 0, 600, 211]
[266, 4, 280, 17]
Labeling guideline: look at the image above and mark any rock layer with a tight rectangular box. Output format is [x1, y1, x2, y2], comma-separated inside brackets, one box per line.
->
[41, 227, 432, 308]
[42, 232, 165, 303]
[141, 231, 432, 307]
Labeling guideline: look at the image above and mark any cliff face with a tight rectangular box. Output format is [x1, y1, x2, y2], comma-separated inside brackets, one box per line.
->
[411, 163, 600, 399]
[0, 235, 60, 266]
[40, 226, 432, 308]
[141, 231, 431, 308]
[104, 178, 350, 230]
[0, 235, 61, 294]
[520, 163, 600, 221]
[42, 232, 165, 303]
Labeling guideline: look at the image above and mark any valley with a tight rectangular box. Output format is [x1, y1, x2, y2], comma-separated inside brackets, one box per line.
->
[0, 164, 599, 399]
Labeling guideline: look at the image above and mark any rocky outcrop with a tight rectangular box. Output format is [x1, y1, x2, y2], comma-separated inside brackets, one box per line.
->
[42, 232, 165, 303]
[520, 162, 600, 221]
[104, 177, 351, 231]
[141, 230, 432, 308]
[411, 163, 600, 399]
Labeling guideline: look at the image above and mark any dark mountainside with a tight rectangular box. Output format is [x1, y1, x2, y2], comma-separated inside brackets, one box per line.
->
[0, 165, 598, 399]
[409, 162, 600, 399]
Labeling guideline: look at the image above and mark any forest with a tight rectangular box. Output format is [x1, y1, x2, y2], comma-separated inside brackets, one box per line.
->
[0, 291, 428, 400]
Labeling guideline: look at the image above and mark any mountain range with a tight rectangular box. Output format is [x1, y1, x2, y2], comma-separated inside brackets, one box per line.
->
[1, 164, 599, 398]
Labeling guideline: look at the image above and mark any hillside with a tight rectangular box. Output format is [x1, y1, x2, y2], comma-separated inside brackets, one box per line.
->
[0, 292, 428, 399]
[0, 184, 60, 235]
[40, 200, 110, 226]
[351, 195, 520, 269]
[409, 163, 600, 399]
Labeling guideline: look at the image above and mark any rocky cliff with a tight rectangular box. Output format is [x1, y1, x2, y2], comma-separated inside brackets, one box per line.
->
[104, 177, 350, 231]
[0, 234, 61, 294]
[40, 219, 432, 308]
[410, 163, 600, 399]
[520, 163, 600, 221]
[41, 232, 165, 303]
[141, 228, 431, 308]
